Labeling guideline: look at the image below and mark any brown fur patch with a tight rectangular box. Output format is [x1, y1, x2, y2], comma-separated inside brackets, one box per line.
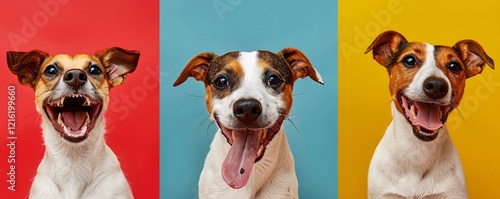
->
[434, 46, 467, 105]
[388, 42, 428, 113]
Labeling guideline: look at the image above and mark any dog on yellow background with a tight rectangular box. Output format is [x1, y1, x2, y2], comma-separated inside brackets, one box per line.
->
[365, 30, 494, 198]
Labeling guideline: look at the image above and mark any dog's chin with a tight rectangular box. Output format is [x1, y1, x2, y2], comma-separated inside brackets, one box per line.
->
[43, 94, 102, 143]
[399, 94, 452, 142]
[214, 115, 285, 189]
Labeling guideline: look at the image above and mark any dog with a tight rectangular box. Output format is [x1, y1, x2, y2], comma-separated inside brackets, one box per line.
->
[174, 48, 323, 198]
[7, 47, 140, 199]
[365, 31, 494, 198]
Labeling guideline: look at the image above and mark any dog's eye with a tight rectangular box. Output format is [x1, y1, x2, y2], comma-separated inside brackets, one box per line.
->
[448, 61, 462, 73]
[402, 56, 417, 68]
[267, 75, 282, 87]
[88, 65, 102, 75]
[44, 65, 58, 76]
[214, 77, 229, 89]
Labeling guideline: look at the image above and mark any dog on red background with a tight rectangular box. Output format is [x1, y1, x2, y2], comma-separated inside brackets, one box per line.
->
[7, 47, 139, 199]
[174, 48, 323, 198]
[365, 31, 494, 198]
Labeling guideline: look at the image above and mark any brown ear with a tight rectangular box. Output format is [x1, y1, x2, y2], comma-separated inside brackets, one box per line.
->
[173, 52, 217, 87]
[95, 47, 140, 87]
[452, 40, 494, 78]
[6, 50, 50, 88]
[365, 30, 408, 67]
[277, 48, 323, 85]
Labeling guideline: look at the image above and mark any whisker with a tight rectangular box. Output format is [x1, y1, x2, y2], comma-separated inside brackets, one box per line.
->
[196, 116, 211, 132]
[455, 107, 466, 123]
[286, 118, 301, 135]
[182, 91, 205, 98]
[293, 91, 310, 96]
[206, 120, 217, 135]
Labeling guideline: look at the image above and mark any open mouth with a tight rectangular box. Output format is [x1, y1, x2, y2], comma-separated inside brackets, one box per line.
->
[400, 94, 452, 142]
[44, 94, 102, 143]
[214, 115, 285, 189]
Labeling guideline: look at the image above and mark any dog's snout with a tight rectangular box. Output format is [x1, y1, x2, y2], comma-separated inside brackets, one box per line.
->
[233, 99, 262, 123]
[64, 69, 87, 90]
[423, 77, 448, 99]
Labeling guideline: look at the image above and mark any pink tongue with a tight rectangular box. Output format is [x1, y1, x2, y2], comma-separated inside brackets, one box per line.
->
[222, 129, 262, 189]
[61, 111, 87, 132]
[413, 102, 443, 131]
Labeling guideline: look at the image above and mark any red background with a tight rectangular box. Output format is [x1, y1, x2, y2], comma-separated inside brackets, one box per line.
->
[0, 0, 159, 198]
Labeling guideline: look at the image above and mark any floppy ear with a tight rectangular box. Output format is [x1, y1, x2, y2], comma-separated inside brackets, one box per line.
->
[277, 48, 323, 85]
[365, 30, 408, 67]
[173, 52, 218, 87]
[6, 50, 50, 88]
[452, 40, 494, 78]
[94, 47, 140, 87]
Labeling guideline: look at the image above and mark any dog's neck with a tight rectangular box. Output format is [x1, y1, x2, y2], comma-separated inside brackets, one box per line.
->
[39, 115, 109, 176]
[387, 102, 454, 170]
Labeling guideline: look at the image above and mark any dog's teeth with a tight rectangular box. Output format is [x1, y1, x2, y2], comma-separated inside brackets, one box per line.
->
[85, 112, 90, 123]
[57, 113, 63, 125]
[84, 96, 91, 106]
[410, 105, 417, 118]
[60, 97, 65, 106]
[257, 145, 263, 156]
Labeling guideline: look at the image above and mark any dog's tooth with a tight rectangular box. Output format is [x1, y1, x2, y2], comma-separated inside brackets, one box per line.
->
[257, 146, 263, 156]
[57, 113, 63, 125]
[85, 112, 90, 123]
[61, 97, 65, 106]
[85, 96, 91, 106]
[410, 105, 416, 118]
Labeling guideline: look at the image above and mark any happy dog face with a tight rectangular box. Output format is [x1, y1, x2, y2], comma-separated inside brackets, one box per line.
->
[7, 47, 140, 143]
[366, 31, 494, 141]
[174, 48, 323, 188]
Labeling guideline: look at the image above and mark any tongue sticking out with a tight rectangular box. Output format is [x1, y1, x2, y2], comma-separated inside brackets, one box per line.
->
[61, 111, 87, 133]
[222, 129, 262, 189]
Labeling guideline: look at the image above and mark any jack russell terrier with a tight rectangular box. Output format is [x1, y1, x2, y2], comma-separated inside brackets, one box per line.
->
[365, 31, 494, 198]
[7, 47, 140, 199]
[174, 48, 323, 198]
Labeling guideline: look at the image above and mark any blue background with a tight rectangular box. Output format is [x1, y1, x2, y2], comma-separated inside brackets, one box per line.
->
[160, 0, 338, 198]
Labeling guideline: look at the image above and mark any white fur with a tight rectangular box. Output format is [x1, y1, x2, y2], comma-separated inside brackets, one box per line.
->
[405, 44, 452, 105]
[199, 51, 298, 198]
[368, 103, 466, 198]
[29, 71, 132, 199]
[368, 44, 467, 198]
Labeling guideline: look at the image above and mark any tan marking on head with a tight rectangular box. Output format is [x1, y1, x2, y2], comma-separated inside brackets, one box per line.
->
[434, 46, 467, 105]
[205, 85, 213, 114]
[282, 84, 294, 115]
[387, 42, 427, 113]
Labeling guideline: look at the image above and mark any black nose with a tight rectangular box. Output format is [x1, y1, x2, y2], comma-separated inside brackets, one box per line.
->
[233, 99, 262, 123]
[64, 69, 87, 90]
[423, 77, 448, 99]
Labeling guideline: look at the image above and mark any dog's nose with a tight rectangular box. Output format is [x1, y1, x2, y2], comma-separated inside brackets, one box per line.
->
[233, 99, 262, 123]
[423, 77, 448, 99]
[64, 69, 87, 90]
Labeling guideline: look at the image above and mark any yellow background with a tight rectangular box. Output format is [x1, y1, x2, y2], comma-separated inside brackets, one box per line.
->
[339, 0, 500, 198]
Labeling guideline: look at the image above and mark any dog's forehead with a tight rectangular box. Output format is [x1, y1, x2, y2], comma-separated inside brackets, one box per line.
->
[208, 50, 290, 79]
[44, 54, 100, 70]
[398, 42, 460, 61]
